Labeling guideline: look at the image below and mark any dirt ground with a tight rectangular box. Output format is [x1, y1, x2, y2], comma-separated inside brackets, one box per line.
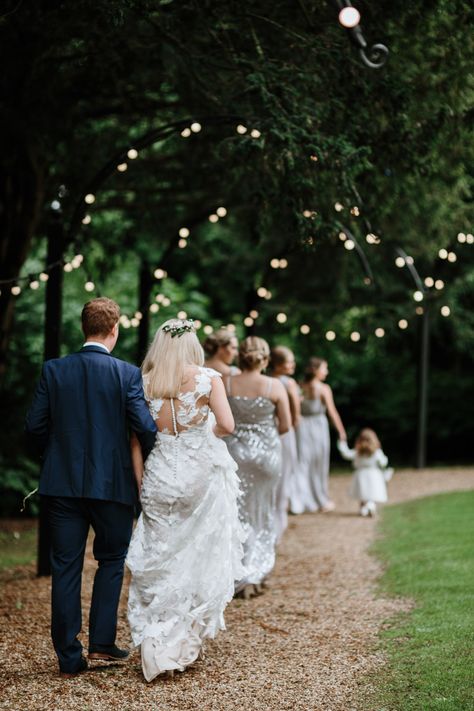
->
[0, 467, 472, 711]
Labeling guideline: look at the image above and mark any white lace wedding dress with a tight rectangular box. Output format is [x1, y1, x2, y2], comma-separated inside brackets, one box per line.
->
[126, 367, 246, 681]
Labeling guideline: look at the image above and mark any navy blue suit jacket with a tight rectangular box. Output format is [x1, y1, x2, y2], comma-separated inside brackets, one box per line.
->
[25, 345, 157, 506]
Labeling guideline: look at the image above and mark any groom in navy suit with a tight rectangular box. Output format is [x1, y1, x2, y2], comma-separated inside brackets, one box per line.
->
[26, 297, 157, 677]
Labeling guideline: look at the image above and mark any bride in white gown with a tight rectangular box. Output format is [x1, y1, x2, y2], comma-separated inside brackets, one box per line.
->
[126, 318, 246, 682]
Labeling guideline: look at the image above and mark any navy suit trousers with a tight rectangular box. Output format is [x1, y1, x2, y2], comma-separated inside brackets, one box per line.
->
[45, 496, 134, 672]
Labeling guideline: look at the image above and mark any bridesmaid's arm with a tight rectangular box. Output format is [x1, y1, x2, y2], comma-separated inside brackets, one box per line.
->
[273, 380, 292, 435]
[286, 377, 301, 429]
[209, 376, 235, 436]
[322, 384, 347, 441]
[130, 431, 144, 492]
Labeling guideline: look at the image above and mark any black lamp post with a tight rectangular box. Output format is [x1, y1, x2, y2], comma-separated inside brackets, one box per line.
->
[394, 247, 430, 469]
[334, 0, 389, 69]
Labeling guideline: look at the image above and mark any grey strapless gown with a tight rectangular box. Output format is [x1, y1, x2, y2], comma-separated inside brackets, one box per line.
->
[225, 396, 282, 591]
[295, 397, 331, 510]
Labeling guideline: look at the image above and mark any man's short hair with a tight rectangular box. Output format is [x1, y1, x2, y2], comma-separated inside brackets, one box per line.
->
[81, 297, 120, 338]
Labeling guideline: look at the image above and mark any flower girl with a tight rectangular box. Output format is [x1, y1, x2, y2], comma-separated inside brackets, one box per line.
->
[337, 428, 392, 516]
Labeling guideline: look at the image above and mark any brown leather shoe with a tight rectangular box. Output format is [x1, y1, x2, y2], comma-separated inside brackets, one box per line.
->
[59, 656, 88, 678]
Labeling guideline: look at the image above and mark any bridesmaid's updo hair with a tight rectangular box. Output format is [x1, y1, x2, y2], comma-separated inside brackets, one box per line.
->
[355, 428, 381, 456]
[239, 336, 270, 371]
[270, 345, 293, 370]
[203, 327, 235, 357]
[303, 357, 326, 382]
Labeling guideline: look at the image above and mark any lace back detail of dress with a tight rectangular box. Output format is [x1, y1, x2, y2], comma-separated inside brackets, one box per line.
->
[144, 367, 221, 434]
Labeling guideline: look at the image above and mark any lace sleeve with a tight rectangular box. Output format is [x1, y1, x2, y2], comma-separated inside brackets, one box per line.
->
[142, 375, 162, 420]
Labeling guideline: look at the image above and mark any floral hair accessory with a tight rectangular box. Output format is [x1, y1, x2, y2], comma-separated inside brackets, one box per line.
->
[162, 319, 195, 338]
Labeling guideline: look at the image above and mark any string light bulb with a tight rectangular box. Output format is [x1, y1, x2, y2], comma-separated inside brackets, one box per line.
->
[466, 234, 474, 244]
[276, 313, 287, 324]
[29, 280, 39, 290]
[84, 194, 95, 204]
[203, 325, 213, 335]
[350, 331, 361, 342]
[154, 269, 166, 279]
[244, 317, 254, 327]
[413, 290, 424, 302]
[178, 239, 187, 248]
[334, 202, 343, 212]
[127, 148, 138, 159]
[457, 233, 466, 243]
[250, 129, 261, 138]
[344, 240, 355, 251]
[149, 303, 159, 313]
[395, 256, 405, 267]
[181, 128, 191, 138]
[190, 122, 202, 133]
[250, 310, 259, 319]
[11, 285, 21, 296]
[447, 251, 457, 263]
[216, 207, 227, 217]
[208, 214, 219, 223]
[375, 328, 385, 338]
[438, 248, 448, 259]
[177, 310, 187, 319]
[270, 258, 280, 268]
[434, 279, 445, 290]
[84, 281, 95, 292]
[339, 6, 361, 28]
[117, 163, 128, 172]
[441, 306, 451, 317]
[63, 263, 73, 272]
[279, 258, 288, 268]
[236, 125, 247, 134]
[179, 227, 190, 238]
[339, 232, 347, 242]
[39, 273, 49, 282]
[82, 215, 91, 225]
[424, 277, 434, 287]
[325, 330, 336, 341]
[300, 324, 310, 334]
[398, 319, 408, 330]
[257, 287, 268, 297]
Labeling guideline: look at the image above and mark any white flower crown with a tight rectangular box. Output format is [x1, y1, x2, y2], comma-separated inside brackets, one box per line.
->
[162, 319, 195, 338]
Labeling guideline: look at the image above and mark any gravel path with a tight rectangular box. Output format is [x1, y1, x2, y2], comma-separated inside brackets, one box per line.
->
[0, 467, 472, 711]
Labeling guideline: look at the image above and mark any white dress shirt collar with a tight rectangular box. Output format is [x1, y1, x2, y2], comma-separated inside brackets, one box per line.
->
[82, 341, 110, 353]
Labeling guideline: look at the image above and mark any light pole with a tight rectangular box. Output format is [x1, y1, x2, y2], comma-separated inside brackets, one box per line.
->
[334, 0, 389, 69]
[395, 247, 429, 468]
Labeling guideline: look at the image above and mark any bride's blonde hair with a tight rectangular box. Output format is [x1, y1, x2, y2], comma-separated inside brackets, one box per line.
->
[142, 319, 204, 398]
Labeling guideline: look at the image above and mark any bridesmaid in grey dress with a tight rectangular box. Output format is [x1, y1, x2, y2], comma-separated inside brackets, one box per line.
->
[297, 358, 347, 512]
[270, 346, 301, 539]
[203, 327, 241, 377]
[225, 337, 291, 599]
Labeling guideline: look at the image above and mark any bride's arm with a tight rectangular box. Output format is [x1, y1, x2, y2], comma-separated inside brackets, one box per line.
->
[209, 376, 235, 437]
[130, 431, 144, 492]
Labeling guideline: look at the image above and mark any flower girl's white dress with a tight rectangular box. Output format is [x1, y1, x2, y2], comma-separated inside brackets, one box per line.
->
[126, 367, 246, 681]
[337, 440, 389, 503]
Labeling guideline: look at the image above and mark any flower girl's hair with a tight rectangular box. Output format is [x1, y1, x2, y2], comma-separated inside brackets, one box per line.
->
[355, 428, 381, 456]
[142, 319, 204, 398]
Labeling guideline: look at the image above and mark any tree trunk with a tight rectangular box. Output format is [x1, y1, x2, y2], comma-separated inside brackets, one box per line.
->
[0, 146, 44, 383]
[137, 260, 153, 364]
[37, 211, 65, 577]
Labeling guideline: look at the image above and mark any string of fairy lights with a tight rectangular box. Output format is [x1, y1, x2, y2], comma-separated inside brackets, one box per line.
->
[1, 117, 471, 343]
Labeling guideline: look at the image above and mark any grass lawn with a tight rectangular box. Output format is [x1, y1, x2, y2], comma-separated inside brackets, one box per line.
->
[367, 491, 474, 711]
[0, 522, 37, 570]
